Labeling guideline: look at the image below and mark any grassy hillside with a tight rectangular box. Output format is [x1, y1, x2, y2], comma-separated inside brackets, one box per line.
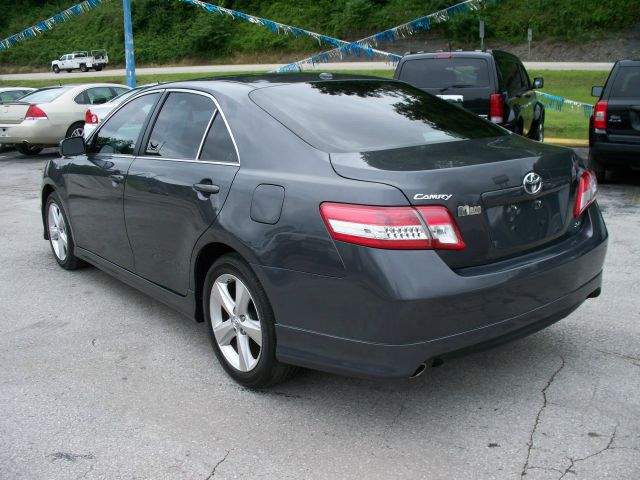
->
[0, 0, 638, 69]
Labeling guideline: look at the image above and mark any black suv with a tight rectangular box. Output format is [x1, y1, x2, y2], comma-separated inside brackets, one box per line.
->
[394, 50, 545, 141]
[589, 59, 640, 182]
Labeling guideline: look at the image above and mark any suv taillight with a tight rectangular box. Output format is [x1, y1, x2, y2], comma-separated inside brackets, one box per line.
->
[319, 203, 465, 250]
[574, 169, 598, 218]
[489, 93, 504, 124]
[85, 109, 98, 124]
[593, 100, 608, 129]
[24, 105, 47, 120]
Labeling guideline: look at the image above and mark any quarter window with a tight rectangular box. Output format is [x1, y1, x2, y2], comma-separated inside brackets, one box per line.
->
[145, 92, 215, 160]
[91, 93, 160, 155]
[199, 113, 238, 163]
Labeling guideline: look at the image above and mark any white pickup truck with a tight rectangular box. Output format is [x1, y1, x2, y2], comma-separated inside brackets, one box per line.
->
[51, 50, 108, 73]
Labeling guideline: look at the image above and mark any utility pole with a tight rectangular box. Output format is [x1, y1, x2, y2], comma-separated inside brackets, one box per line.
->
[123, 0, 136, 87]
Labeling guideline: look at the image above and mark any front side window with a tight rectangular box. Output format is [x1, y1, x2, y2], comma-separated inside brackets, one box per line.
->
[199, 113, 238, 163]
[145, 92, 215, 160]
[91, 93, 160, 155]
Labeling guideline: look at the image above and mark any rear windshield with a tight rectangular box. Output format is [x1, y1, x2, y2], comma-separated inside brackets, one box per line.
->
[250, 80, 506, 153]
[610, 67, 640, 98]
[19, 87, 69, 104]
[398, 58, 491, 89]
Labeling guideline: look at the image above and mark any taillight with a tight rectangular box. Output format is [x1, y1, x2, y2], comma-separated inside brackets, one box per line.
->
[24, 105, 47, 120]
[593, 100, 608, 129]
[574, 169, 598, 218]
[85, 108, 98, 124]
[435, 53, 453, 59]
[319, 203, 465, 250]
[489, 94, 504, 123]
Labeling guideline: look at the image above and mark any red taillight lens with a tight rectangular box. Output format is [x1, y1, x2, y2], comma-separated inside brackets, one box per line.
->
[319, 203, 465, 250]
[435, 53, 453, 59]
[85, 108, 98, 124]
[24, 105, 47, 120]
[593, 100, 608, 129]
[574, 169, 598, 218]
[489, 94, 504, 124]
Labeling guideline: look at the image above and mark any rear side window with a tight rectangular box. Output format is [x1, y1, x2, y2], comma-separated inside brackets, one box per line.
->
[145, 92, 215, 160]
[91, 93, 160, 155]
[75, 87, 116, 105]
[610, 67, 640, 97]
[250, 81, 506, 153]
[19, 87, 68, 104]
[199, 113, 238, 163]
[398, 58, 490, 88]
[496, 55, 526, 94]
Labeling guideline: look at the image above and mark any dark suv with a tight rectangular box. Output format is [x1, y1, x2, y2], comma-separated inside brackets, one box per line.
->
[394, 50, 545, 141]
[589, 59, 640, 182]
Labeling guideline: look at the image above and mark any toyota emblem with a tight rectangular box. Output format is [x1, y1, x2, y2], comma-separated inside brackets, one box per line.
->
[523, 172, 542, 195]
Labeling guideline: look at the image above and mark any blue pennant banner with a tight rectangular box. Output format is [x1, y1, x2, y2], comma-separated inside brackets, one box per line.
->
[278, 0, 490, 72]
[0, 0, 104, 50]
[177, 0, 399, 62]
[536, 92, 594, 117]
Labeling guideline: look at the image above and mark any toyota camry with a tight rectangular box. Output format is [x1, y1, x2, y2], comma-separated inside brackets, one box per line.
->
[41, 74, 607, 387]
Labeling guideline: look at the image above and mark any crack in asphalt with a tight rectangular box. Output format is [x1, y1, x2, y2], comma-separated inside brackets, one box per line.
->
[382, 381, 412, 444]
[205, 450, 231, 479]
[558, 425, 618, 479]
[595, 348, 640, 364]
[520, 355, 566, 478]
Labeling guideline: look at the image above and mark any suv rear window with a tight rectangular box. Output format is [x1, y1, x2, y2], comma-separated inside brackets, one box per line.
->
[250, 81, 505, 153]
[610, 67, 640, 98]
[398, 58, 490, 89]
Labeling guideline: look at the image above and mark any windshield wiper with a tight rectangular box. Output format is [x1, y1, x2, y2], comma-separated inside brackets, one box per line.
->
[439, 84, 474, 93]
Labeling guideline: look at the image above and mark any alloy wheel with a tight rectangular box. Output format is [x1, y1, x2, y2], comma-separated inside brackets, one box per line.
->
[210, 274, 262, 372]
[70, 127, 84, 137]
[48, 203, 68, 261]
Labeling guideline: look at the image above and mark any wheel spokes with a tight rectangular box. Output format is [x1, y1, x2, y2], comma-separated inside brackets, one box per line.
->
[242, 318, 262, 347]
[213, 320, 235, 346]
[236, 333, 253, 371]
[212, 280, 236, 317]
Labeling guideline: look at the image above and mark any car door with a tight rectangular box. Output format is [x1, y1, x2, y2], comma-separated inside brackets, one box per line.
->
[64, 91, 161, 270]
[517, 62, 536, 136]
[124, 90, 240, 295]
[495, 53, 527, 133]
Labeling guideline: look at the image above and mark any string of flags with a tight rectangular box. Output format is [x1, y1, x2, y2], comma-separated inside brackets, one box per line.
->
[278, 0, 492, 72]
[176, 0, 399, 63]
[0, 0, 104, 50]
[536, 92, 595, 117]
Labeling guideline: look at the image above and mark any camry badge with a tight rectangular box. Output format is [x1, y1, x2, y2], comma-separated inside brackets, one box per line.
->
[458, 205, 482, 217]
[413, 194, 453, 201]
[523, 172, 542, 195]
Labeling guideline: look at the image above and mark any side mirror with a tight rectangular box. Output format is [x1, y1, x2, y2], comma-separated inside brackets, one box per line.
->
[533, 77, 544, 89]
[59, 136, 86, 157]
[591, 86, 603, 98]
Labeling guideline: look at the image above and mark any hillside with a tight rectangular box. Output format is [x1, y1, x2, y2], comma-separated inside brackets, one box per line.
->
[0, 0, 638, 70]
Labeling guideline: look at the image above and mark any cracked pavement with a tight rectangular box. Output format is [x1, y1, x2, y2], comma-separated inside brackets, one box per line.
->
[0, 149, 639, 479]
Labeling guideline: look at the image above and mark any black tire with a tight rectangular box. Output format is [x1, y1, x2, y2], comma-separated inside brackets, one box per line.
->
[94, 65, 103, 72]
[203, 253, 297, 388]
[52, 65, 60, 74]
[534, 115, 545, 142]
[66, 122, 84, 139]
[588, 150, 607, 184]
[66, 70, 72, 73]
[45, 192, 84, 270]
[79, 63, 88, 72]
[16, 144, 43, 155]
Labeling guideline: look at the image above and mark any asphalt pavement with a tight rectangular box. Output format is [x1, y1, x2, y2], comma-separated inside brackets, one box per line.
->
[0, 147, 638, 480]
[0, 61, 615, 81]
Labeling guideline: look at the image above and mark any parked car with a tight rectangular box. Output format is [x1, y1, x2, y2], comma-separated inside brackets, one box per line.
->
[0, 83, 129, 155]
[42, 74, 606, 387]
[84, 83, 159, 139]
[51, 50, 108, 73]
[588, 59, 640, 182]
[394, 50, 545, 141]
[0, 87, 36, 150]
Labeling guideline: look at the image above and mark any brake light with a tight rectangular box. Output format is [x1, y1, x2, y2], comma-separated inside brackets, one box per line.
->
[319, 203, 465, 250]
[85, 108, 98, 124]
[574, 169, 598, 218]
[435, 53, 453, 59]
[489, 94, 504, 123]
[24, 105, 47, 120]
[593, 100, 608, 129]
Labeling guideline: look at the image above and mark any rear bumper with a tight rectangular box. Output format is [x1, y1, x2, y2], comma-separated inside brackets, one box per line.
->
[591, 140, 640, 167]
[256, 205, 608, 379]
[0, 120, 63, 146]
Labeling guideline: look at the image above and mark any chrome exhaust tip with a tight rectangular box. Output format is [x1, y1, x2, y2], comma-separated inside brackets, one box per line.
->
[410, 362, 427, 378]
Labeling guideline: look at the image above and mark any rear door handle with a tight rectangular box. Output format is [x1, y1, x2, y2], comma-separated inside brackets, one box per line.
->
[193, 182, 220, 195]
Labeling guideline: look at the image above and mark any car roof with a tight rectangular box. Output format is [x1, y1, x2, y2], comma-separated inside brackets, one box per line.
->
[616, 59, 640, 66]
[399, 49, 515, 60]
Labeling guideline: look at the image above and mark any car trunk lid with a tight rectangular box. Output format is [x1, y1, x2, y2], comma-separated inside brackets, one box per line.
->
[606, 99, 640, 141]
[330, 135, 580, 268]
[0, 102, 31, 125]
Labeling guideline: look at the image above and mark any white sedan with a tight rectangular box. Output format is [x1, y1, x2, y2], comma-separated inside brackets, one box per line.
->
[0, 83, 129, 155]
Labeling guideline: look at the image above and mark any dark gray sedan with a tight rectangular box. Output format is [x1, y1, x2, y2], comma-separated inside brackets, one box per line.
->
[41, 74, 607, 387]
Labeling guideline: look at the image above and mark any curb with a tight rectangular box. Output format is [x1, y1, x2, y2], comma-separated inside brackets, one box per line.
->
[545, 138, 589, 147]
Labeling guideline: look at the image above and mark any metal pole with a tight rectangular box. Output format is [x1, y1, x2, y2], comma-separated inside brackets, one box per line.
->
[123, 0, 136, 88]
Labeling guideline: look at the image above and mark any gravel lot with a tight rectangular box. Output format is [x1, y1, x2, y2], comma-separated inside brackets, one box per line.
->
[1, 148, 638, 480]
